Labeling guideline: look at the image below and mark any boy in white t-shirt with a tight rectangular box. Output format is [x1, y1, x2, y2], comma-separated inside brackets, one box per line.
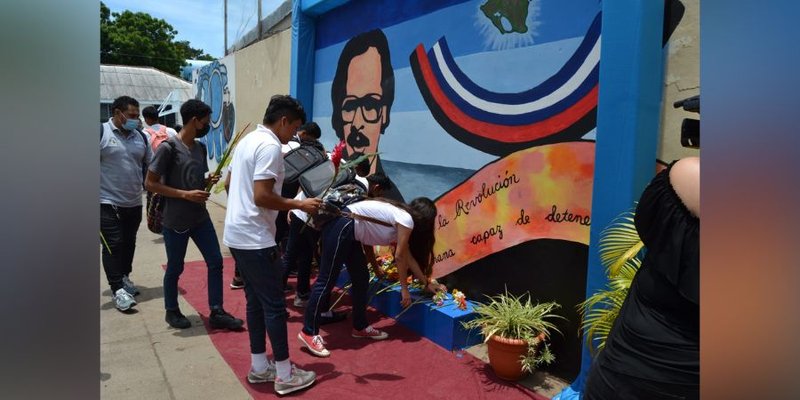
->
[223, 95, 322, 396]
[297, 197, 446, 358]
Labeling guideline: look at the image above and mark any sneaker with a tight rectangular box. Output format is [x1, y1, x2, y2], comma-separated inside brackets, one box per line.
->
[293, 296, 308, 308]
[247, 364, 276, 384]
[297, 331, 330, 357]
[209, 308, 244, 330]
[122, 275, 140, 296]
[352, 325, 388, 340]
[319, 310, 348, 325]
[230, 276, 244, 289]
[114, 288, 137, 312]
[274, 365, 316, 395]
[165, 309, 191, 329]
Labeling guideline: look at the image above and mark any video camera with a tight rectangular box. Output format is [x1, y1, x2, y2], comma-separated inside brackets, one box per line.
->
[673, 95, 699, 148]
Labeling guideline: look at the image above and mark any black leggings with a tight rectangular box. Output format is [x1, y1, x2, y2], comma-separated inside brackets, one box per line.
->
[584, 353, 698, 400]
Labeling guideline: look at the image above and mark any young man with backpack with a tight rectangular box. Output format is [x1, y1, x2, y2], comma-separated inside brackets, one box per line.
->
[100, 95, 151, 312]
[145, 99, 243, 331]
[224, 95, 321, 395]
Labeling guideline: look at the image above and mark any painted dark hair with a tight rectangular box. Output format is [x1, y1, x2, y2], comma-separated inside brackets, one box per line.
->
[330, 29, 394, 141]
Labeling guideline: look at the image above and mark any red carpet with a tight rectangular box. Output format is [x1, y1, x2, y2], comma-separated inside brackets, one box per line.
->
[174, 257, 549, 399]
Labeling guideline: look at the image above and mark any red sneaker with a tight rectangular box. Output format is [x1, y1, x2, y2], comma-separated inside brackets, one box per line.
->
[297, 331, 330, 357]
[351, 325, 388, 340]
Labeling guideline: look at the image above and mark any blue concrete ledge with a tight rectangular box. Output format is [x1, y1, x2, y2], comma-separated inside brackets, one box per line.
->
[336, 270, 483, 351]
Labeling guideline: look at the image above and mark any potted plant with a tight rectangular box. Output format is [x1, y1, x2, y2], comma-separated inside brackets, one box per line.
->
[462, 289, 564, 380]
[579, 208, 644, 354]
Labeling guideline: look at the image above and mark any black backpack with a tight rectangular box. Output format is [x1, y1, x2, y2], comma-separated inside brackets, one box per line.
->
[307, 183, 393, 230]
[283, 143, 328, 184]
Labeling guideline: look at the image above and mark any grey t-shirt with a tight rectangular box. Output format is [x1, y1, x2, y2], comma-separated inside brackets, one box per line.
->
[149, 136, 210, 230]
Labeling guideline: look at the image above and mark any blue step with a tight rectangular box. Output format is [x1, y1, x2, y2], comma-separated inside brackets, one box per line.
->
[335, 269, 483, 351]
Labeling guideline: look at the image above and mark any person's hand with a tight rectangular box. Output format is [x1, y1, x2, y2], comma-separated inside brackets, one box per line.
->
[372, 263, 386, 279]
[426, 281, 446, 294]
[299, 197, 323, 214]
[183, 190, 210, 203]
[400, 286, 412, 308]
[206, 173, 221, 186]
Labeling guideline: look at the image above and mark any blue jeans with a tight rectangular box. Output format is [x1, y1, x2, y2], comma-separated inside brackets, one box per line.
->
[282, 213, 320, 298]
[231, 246, 290, 361]
[303, 216, 370, 335]
[162, 217, 223, 311]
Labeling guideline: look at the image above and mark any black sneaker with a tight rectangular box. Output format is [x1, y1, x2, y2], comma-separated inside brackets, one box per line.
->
[230, 276, 244, 289]
[209, 308, 244, 330]
[166, 309, 191, 329]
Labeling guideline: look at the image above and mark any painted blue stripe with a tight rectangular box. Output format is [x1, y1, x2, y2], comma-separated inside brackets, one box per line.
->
[426, 46, 599, 125]
[301, 0, 351, 16]
[291, 0, 316, 117]
[433, 13, 600, 105]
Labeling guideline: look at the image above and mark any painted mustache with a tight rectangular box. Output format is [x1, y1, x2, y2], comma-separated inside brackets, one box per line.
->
[346, 127, 370, 149]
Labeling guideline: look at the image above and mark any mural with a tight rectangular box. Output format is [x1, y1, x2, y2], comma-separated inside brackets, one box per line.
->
[193, 58, 236, 166]
[312, 0, 601, 380]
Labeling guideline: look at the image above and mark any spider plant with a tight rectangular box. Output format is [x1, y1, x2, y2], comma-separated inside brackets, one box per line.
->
[462, 289, 564, 372]
[578, 207, 644, 355]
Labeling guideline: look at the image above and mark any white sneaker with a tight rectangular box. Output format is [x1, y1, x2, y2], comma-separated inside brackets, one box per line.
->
[274, 365, 316, 395]
[114, 288, 137, 311]
[247, 364, 276, 383]
[293, 296, 307, 308]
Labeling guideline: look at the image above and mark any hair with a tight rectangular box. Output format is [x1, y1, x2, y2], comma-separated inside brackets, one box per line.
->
[111, 96, 139, 115]
[180, 99, 212, 123]
[263, 94, 307, 125]
[141, 105, 159, 122]
[298, 121, 321, 139]
[366, 172, 392, 191]
[173, 124, 183, 131]
[330, 29, 394, 140]
[375, 197, 437, 278]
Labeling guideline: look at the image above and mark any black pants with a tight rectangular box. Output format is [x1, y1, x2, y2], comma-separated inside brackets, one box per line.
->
[584, 352, 698, 400]
[100, 204, 142, 292]
[282, 213, 320, 298]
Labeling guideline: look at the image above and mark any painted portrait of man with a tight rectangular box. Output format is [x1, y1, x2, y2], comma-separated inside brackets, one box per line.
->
[330, 29, 404, 201]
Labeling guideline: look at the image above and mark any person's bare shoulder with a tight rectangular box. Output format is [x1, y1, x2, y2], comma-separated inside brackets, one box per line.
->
[670, 157, 700, 218]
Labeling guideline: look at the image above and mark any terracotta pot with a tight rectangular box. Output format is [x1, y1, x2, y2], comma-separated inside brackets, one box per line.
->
[486, 335, 529, 381]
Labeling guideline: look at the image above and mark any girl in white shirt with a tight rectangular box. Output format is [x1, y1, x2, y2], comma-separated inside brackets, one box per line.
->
[297, 197, 445, 357]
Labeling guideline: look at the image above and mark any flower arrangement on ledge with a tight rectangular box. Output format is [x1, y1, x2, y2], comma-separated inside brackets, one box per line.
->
[329, 254, 470, 317]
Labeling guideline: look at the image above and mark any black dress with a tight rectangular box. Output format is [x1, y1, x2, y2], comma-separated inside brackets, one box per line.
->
[584, 162, 699, 400]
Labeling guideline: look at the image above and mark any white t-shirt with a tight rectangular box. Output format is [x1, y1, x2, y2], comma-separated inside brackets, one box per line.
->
[289, 191, 309, 222]
[346, 200, 414, 246]
[223, 125, 285, 249]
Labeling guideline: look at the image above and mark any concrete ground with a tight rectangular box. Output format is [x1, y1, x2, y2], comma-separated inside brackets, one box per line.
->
[100, 198, 568, 399]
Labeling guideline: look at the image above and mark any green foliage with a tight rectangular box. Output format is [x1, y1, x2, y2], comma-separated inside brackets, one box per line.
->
[461, 289, 564, 372]
[578, 208, 644, 354]
[100, 2, 214, 76]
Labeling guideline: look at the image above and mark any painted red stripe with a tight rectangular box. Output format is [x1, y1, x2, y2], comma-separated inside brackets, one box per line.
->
[415, 45, 598, 144]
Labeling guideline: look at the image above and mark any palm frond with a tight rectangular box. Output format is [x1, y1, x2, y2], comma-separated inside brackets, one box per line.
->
[598, 209, 643, 277]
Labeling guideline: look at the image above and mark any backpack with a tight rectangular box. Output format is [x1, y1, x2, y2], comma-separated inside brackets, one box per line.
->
[307, 183, 393, 230]
[283, 143, 328, 184]
[144, 125, 169, 152]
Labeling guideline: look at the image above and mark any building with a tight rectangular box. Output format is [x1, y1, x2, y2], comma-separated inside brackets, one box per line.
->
[100, 64, 193, 127]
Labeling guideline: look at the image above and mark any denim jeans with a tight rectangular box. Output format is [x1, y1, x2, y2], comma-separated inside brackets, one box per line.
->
[303, 215, 370, 335]
[162, 217, 223, 311]
[100, 204, 142, 292]
[231, 246, 290, 361]
[282, 213, 320, 299]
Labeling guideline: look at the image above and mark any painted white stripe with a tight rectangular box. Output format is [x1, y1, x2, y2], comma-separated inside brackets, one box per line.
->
[431, 37, 600, 116]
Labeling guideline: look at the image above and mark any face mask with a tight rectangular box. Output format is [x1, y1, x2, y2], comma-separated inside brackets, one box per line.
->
[122, 115, 139, 131]
[196, 124, 210, 138]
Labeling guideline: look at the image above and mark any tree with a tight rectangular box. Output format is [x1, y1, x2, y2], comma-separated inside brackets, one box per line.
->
[100, 2, 215, 76]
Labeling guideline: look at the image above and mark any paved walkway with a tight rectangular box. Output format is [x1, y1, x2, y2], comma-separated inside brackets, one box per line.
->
[100, 197, 568, 399]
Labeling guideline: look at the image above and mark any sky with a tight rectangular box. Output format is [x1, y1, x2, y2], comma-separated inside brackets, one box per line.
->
[102, 0, 285, 58]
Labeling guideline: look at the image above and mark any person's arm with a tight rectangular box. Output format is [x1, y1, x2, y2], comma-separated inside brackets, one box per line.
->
[145, 171, 209, 203]
[395, 225, 443, 307]
[224, 170, 231, 194]
[670, 156, 700, 218]
[253, 178, 321, 212]
[362, 245, 384, 278]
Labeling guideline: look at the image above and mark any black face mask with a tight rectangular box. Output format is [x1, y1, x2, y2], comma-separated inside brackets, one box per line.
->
[196, 124, 210, 138]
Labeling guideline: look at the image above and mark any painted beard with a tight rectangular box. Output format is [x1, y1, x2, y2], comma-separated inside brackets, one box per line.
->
[346, 125, 370, 150]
